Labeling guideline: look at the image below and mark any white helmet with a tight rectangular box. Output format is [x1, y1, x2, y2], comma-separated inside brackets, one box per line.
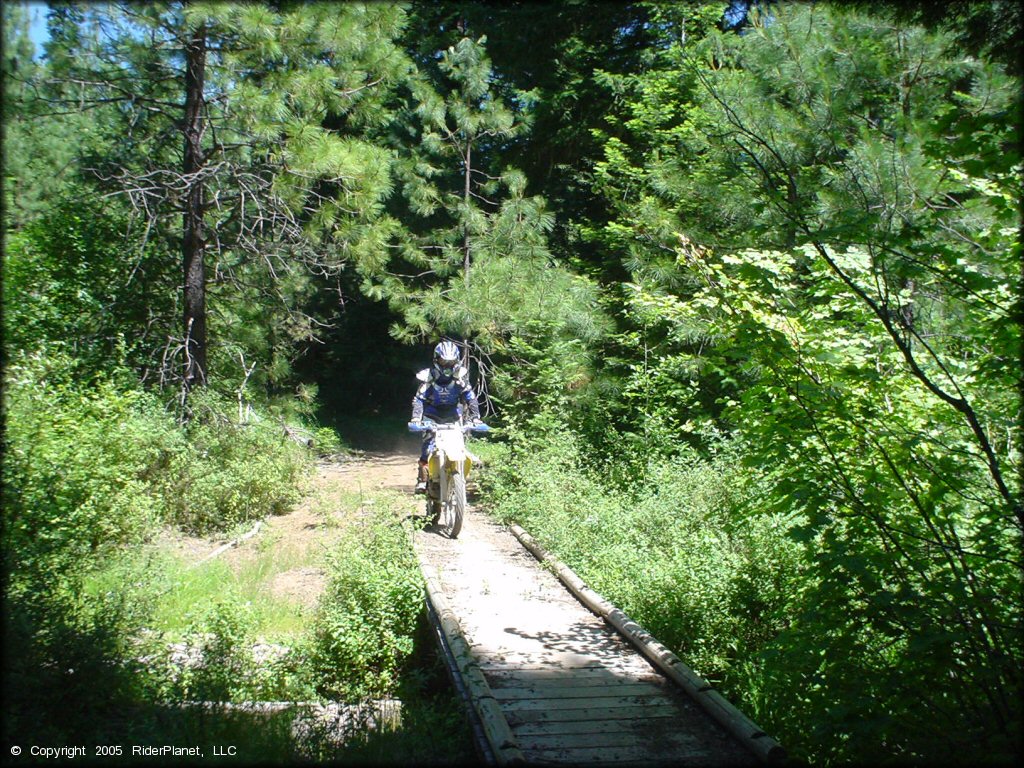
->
[433, 341, 461, 380]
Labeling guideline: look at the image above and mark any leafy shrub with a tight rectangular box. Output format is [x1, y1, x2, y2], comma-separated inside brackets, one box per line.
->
[162, 390, 309, 534]
[312, 425, 345, 457]
[309, 497, 423, 700]
[2, 349, 180, 582]
[165, 598, 314, 703]
[3, 353, 311, 556]
[2, 350, 316, 742]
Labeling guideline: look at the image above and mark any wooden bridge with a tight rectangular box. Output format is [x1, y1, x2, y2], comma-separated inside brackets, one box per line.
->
[414, 507, 786, 766]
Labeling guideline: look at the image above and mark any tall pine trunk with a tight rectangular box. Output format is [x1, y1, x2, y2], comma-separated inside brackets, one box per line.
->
[182, 23, 207, 392]
[463, 140, 472, 287]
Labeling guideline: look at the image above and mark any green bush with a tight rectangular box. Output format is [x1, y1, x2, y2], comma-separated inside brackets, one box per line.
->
[162, 391, 309, 534]
[309, 497, 423, 700]
[165, 598, 314, 704]
[2, 351, 316, 740]
[2, 350, 179, 582]
[312, 425, 345, 457]
[3, 354, 311, 556]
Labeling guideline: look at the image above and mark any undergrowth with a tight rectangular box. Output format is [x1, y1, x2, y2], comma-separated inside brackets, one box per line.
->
[307, 491, 425, 701]
[2, 355, 470, 761]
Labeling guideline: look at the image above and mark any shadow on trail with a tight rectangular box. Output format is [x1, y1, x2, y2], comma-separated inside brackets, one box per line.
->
[334, 412, 421, 457]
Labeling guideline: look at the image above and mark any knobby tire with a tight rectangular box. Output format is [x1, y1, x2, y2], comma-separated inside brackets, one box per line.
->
[448, 471, 466, 539]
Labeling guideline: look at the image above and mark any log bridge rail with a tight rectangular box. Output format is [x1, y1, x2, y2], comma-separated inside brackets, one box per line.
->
[414, 512, 787, 766]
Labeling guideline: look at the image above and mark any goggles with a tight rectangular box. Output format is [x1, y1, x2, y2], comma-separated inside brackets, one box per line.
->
[435, 359, 458, 376]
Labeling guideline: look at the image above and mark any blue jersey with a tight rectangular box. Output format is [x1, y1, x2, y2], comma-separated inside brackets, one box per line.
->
[411, 367, 480, 424]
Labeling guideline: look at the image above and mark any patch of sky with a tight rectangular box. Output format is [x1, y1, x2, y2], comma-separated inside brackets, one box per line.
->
[26, 1, 49, 59]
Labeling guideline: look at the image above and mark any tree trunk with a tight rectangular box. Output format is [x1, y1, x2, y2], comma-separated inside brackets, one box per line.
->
[182, 23, 207, 392]
[463, 139, 471, 287]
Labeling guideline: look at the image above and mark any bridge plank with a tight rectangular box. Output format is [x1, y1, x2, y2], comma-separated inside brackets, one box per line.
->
[517, 729, 713, 752]
[517, 729, 702, 746]
[485, 666, 662, 682]
[479, 658, 656, 673]
[504, 704, 681, 724]
[500, 695, 669, 712]
[512, 718, 673, 737]
[519, 744, 719, 764]
[491, 682, 667, 700]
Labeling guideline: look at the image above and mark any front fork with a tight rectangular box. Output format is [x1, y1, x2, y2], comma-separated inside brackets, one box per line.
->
[425, 453, 443, 521]
[426, 456, 458, 521]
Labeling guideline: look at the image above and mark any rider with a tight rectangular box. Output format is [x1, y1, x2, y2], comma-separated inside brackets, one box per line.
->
[411, 341, 481, 493]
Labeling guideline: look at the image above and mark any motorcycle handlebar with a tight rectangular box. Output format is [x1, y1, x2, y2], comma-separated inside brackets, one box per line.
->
[408, 420, 491, 433]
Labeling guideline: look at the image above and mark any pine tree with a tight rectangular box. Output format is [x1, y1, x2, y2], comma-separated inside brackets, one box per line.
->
[364, 30, 609, 402]
[582, 4, 1022, 760]
[2, 2, 94, 229]
[32, 2, 413, 402]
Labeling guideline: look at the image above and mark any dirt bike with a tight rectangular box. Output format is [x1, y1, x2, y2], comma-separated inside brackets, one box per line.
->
[408, 419, 490, 539]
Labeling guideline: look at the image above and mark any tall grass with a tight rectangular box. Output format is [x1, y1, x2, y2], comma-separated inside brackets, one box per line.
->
[85, 545, 312, 643]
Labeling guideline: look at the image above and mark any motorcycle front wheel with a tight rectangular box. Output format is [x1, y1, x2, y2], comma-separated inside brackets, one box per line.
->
[443, 471, 466, 539]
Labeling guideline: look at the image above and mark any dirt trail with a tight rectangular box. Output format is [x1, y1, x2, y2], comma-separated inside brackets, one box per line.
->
[239, 447, 421, 600]
[323, 448, 420, 496]
[159, 443, 422, 610]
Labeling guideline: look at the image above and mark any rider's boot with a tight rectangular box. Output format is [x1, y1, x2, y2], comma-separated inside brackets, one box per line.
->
[415, 460, 428, 494]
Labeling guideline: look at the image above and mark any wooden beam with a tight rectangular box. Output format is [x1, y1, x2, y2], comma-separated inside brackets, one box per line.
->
[509, 524, 788, 766]
[421, 562, 526, 766]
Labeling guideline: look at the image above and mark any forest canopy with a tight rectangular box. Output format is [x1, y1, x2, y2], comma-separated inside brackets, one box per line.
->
[3, 1, 1021, 764]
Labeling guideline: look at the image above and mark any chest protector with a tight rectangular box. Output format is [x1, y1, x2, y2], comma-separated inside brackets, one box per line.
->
[431, 380, 461, 407]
